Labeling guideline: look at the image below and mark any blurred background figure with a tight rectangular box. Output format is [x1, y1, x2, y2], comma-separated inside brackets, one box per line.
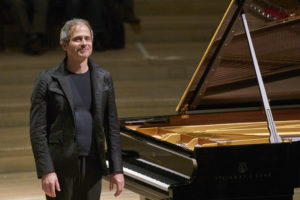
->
[0, 1, 4, 51]
[65, 0, 141, 51]
[65, 0, 109, 51]
[65, 0, 123, 51]
[4, 0, 48, 55]
[115, 0, 141, 34]
[0, 0, 141, 53]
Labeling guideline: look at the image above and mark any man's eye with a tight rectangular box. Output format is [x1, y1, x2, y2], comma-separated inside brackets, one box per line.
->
[73, 37, 81, 41]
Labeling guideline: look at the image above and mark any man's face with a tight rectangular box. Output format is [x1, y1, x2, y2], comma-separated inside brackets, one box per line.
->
[62, 24, 93, 60]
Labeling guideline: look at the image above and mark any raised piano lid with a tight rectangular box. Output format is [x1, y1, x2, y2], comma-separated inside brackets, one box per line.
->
[122, 0, 300, 156]
[176, 0, 300, 114]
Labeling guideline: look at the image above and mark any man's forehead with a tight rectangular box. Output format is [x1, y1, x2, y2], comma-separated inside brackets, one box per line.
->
[70, 24, 92, 36]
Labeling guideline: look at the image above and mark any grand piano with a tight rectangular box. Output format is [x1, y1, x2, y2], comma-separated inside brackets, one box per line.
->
[114, 0, 300, 199]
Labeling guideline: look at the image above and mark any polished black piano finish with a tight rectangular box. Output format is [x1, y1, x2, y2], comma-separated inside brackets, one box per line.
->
[120, 108, 300, 200]
[116, 0, 300, 199]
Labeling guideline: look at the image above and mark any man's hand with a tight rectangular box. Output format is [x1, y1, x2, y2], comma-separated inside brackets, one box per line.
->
[41, 172, 61, 197]
[109, 172, 124, 197]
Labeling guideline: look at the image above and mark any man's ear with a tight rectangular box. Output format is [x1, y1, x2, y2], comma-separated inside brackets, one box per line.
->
[61, 43, 68, 51]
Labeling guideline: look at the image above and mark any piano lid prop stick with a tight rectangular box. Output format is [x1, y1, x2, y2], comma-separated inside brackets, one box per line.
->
[241, 11, 282, 143]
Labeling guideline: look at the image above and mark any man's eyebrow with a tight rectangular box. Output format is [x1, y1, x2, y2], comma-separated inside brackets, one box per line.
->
[72, 36, 83, 39]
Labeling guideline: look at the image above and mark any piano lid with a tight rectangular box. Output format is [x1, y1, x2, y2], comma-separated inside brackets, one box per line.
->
[176, 0, 300, 113]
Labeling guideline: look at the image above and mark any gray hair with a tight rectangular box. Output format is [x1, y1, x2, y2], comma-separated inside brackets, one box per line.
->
[60, 18, 94, 45]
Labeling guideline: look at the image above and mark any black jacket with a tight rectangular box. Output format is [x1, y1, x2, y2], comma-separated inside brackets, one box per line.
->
[30, 58, 122, 178]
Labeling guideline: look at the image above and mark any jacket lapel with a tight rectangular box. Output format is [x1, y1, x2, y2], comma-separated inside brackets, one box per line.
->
[50, 58, 104, 123]
[89, 59, 104, 116]
[51, 60, 75, 115]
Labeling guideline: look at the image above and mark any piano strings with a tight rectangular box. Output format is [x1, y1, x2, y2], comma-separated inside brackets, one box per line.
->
[126, 119, 300, 150]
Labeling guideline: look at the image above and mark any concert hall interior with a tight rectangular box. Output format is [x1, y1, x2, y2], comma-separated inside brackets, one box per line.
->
[1, 0, 300, 200]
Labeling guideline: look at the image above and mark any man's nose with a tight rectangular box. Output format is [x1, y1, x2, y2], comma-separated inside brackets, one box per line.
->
[81, 39, 87, 45]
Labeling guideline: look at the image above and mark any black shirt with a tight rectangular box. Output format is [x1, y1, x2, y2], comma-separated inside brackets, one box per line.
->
[68, 70, 93, 156]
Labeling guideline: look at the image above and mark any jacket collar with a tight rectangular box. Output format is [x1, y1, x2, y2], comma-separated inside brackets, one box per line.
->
[50, 57, 104, 115]
[51, 57, 101, 76]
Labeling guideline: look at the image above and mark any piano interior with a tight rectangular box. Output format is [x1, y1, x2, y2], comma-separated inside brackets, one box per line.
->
[126, 119, 300, 150]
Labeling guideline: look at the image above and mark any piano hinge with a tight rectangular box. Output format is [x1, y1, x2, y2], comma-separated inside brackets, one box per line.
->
[179, 104, 189, 118]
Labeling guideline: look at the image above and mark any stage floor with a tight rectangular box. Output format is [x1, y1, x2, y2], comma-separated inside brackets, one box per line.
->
[1, 171, 300, 200]
[0, 172, 139, 200]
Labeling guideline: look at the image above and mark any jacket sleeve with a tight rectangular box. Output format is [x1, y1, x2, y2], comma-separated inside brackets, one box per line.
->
[104, 72, 123, 174]
[30, 74, 55, 178]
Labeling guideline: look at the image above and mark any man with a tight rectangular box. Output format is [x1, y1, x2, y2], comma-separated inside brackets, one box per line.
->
[30, 18, 124, 200]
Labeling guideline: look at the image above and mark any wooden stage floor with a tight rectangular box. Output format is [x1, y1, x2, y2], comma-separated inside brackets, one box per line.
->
[1, 172, 300, 200]
[0, 172, 139, 200]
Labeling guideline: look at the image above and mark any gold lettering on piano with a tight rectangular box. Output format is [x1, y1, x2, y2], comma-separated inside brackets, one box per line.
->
[215, 172, 272, 181]
[238, 162, 248, 174]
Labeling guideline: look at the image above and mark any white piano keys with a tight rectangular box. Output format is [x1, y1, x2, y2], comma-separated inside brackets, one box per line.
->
[123, 166, 170, 192]
[106, 160, 170, 192]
